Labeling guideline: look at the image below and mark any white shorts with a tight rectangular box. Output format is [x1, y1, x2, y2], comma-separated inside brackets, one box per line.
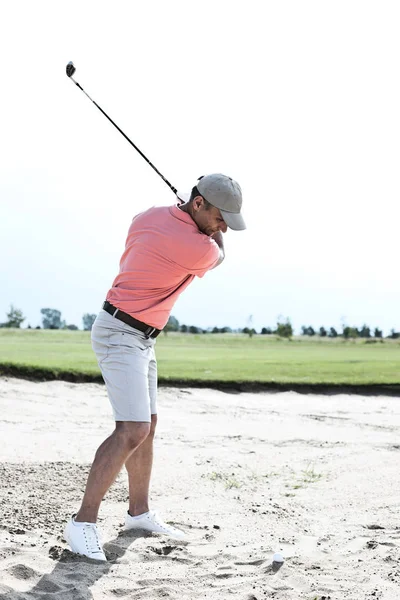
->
[91, 310, 157, 422]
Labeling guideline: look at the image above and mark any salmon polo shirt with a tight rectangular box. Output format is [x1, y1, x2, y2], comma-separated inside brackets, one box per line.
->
[106, 204, 220, 329]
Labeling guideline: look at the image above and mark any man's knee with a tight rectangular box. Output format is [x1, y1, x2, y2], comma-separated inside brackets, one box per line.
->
[115, 421, 151, 450]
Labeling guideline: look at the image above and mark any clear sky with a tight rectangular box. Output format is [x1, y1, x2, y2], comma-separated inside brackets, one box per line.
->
[1, 1, 399, 334]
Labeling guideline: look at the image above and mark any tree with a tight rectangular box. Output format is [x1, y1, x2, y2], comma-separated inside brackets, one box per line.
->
[83, 313, 97, 331]
[189, 325, 199, 334]
[41, 308, 62, 329]
[180, 324, 188, 333]
[328, 327, 338, 338]
[301, 326, 315, 336]
[276, 318, 293, 339]
[246, 315, 255, 338]
[343, 326, 358, 339]
[212, 326, 220, 334]
[164, 315, 179, 334]
[359, 324, 371, 338]
[4, 305, 25, 328]
[374, 327, 382, 338]
[261, 327, 272, 335]
[388, 329, 400, 340]
[319, 327, 327, 337]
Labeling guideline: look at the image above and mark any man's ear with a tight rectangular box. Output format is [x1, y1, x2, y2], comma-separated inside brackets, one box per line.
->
[192, 195, 204, 212]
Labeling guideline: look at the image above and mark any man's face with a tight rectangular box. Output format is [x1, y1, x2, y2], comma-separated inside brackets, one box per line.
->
[192, 196, 228, 236]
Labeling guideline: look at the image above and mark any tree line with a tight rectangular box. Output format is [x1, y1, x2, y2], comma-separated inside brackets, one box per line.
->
[1, 306, 399, 339]
[165, 316, 400, 339]
[0, 306, 97, 331]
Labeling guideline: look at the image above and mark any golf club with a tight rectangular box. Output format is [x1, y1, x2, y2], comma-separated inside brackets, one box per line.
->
[65, 61, 177, 195]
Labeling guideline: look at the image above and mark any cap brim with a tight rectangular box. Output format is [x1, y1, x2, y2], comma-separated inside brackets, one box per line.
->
[220, 209, 246, 231]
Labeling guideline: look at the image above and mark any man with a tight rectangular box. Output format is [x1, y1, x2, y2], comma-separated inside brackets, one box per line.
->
[64, 173, 245, 561]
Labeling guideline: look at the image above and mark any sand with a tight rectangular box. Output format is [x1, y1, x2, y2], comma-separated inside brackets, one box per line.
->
[0, 377, 400, 599]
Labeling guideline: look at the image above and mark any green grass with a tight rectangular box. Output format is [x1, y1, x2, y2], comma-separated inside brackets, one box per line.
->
[0, 328, 399, 387]
[204, 471, 242, 490]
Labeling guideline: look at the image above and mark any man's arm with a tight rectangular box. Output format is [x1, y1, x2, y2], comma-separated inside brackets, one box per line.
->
[211, 232, 225, 269]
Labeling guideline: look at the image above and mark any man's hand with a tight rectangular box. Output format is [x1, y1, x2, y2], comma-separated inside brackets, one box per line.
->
[211, 232, 225, 269]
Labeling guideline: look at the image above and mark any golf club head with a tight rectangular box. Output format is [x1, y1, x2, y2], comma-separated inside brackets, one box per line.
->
[66, 61, 76, 77]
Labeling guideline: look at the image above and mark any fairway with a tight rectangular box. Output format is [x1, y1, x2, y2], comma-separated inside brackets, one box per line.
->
[0, 328, 399, 388]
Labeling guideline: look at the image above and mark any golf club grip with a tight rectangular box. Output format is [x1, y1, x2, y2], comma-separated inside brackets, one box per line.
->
[73, 81, 177, 195]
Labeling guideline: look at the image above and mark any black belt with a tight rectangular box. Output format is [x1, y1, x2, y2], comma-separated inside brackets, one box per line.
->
[102, 301, 162, 338]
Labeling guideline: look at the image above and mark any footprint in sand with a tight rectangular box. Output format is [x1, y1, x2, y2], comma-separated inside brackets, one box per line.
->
[146, 543, 192, 564]
[7, 564, 39, 580]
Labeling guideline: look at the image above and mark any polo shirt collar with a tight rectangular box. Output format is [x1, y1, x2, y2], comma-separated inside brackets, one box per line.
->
[169, 204, 196, 226]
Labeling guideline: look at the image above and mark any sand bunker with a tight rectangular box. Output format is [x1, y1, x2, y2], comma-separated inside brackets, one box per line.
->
[0, 377, 400, 599]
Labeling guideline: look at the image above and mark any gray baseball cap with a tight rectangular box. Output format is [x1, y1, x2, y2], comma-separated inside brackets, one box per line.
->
[197, 174, 246, 231]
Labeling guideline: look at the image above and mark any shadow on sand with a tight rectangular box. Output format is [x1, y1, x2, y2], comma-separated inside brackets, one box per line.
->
[0, 528, 150, 600]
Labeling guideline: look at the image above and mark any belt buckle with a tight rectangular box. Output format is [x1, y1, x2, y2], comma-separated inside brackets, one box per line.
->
[145, 326, 156, 338]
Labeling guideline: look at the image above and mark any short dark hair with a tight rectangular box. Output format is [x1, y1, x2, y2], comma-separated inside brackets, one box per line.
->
[189, 186, 212, 209]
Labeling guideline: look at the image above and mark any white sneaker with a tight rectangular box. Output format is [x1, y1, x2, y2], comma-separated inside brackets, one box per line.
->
[124, 510, 186, 540]
[64, 516, 107, 561]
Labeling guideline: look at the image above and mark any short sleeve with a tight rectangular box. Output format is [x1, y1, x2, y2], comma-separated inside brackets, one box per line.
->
[189, 238, 220, 278]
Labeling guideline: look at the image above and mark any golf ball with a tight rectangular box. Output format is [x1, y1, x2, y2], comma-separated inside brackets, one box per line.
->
[272, 552, 284, 563]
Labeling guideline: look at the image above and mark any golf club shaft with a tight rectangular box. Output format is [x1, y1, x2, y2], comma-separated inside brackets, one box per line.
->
[69, 76, 177, 195]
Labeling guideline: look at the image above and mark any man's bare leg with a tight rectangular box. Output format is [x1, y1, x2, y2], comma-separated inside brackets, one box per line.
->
[75, 421, 150, 523]
[125, 414, 157, 516]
